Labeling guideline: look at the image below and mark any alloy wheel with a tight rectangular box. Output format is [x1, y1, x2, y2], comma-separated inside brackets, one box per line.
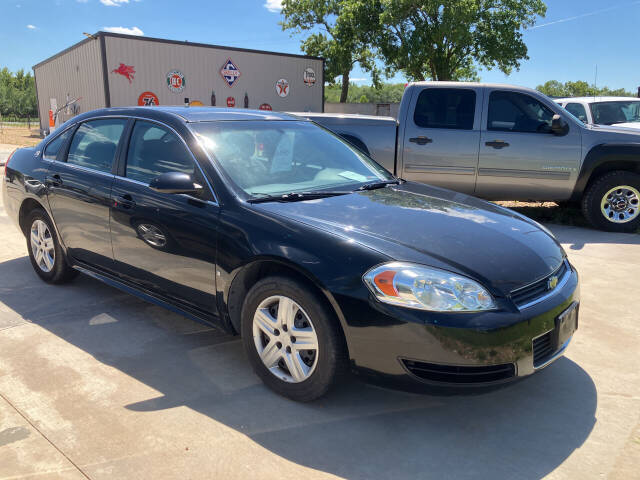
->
[600, 185, 640, 223]
[30, 219, 55, 273]
[252, 295, 319, 383]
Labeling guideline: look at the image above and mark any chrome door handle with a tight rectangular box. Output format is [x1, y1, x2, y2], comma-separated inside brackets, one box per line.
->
[485, 140, 510, 149]
[409, 136, 433, 145]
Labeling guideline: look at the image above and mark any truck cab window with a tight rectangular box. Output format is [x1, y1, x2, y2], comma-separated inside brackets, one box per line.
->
[488, 91, 554, 134]
[413, 88, 476, 130]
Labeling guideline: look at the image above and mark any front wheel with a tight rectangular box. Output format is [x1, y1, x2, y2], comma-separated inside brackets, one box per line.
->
[582, 171, 640, 232]
[241, 276, 347, 401]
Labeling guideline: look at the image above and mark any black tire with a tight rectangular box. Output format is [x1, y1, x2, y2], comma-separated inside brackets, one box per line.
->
[241, 276, 348, 402]
[582, 170, 640, 232]
[25, 209, 77, 283]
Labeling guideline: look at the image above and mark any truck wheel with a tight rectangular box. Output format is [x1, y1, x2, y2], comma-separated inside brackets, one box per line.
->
[26, 209, 77, 283]
[582, 171, 640, 232]
[241, 276, 347, 401]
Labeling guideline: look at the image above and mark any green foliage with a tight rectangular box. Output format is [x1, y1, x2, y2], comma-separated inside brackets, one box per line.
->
[281, 0, 381, 102]
[355, 0, 546, 82]
[324, 82, 406, 103]
[536, 80, 635, 98]
[0, 67, 38, 118]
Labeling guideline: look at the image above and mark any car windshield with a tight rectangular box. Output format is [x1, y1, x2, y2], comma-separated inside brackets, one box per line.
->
[191, 120, 394, 197]
[590, 101, 640, 125]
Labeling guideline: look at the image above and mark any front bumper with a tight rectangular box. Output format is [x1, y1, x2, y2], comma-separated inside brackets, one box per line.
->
[337, 263, 580, 387]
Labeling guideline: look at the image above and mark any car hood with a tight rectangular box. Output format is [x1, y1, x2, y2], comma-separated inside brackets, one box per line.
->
[588, 123, 640, 137]
[253, 182, 564, 294]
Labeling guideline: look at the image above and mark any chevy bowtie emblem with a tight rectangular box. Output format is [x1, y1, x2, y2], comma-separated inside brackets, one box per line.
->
[547, 275, 559, 291]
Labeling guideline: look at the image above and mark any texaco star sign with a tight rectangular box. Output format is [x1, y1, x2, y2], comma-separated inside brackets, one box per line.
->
[275, 78, 289, 97]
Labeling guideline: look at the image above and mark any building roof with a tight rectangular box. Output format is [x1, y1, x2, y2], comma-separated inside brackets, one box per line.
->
[34, 30, 323, 70]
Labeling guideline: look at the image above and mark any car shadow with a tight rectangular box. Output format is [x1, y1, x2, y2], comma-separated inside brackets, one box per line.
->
[0, 256, 597, 479]
[547, 222, 640, 251]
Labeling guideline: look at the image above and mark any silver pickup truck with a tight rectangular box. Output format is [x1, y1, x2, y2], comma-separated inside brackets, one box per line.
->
[298, 82, 640, 232]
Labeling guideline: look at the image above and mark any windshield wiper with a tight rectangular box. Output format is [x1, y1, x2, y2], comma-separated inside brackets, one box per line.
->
[248, 190, 352, 204]
[357, 179, 403, 191]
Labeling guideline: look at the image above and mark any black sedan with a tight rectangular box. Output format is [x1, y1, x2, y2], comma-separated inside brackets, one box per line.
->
[2, 107, 579, 401]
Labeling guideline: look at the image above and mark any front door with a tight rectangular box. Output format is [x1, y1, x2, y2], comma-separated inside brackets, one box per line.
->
[45, 118, 128, 268]
[110, 119, 219, 313]
[475, 90, 581, 201]
[399, 86, 482, 195]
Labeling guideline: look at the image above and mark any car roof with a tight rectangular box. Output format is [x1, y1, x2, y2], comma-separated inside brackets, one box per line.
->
[554, 96, 640, 103]
[72, 106, 304, 124]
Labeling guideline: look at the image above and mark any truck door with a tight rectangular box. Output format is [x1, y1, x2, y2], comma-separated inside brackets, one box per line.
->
[399, 86, 481, 195]
[475, 89, 581, 201]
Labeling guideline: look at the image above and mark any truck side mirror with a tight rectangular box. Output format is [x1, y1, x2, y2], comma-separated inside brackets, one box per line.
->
[551, 114, 569, 136]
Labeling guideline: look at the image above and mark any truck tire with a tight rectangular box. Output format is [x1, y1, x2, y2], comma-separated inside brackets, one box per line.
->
[582, 170, 640, 232]
[241, 276, 348, 401]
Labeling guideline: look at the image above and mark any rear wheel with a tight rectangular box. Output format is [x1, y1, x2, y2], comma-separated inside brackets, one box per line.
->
[26, 209, 77, 283]
[241, 276, 347, 401]
[582, 171, 640, 232]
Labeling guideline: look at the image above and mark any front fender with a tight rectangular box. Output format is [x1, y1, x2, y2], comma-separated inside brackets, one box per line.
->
[572, 143, 640, 199]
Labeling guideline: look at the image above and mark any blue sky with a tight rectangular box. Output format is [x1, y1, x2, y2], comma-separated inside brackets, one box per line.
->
[2, 0, 639, 91]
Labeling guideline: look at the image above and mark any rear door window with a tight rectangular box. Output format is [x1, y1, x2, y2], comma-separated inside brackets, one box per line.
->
[413, 88, 476, 130]
[43, 129, 73, 161]
[66, 119, 127, 173]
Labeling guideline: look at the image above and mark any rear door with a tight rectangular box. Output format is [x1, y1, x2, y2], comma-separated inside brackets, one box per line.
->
[399, 86, 482, 194]
[110, 119, 219, 313]
[45, 118, 128, 268]
[475, 90, 581, 201]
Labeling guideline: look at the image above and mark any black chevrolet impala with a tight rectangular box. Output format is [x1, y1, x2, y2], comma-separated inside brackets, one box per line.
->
[2, 107, 579, 401]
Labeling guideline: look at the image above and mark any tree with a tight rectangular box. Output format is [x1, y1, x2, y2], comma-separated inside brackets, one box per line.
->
[0, 67, 38, 119]
[359, 0, 546, 82]
[281, 0, 380, 102]
[536, 80, 635, 98]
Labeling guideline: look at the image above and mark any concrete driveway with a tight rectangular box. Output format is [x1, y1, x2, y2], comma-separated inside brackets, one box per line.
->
[0, 189, 638, 479]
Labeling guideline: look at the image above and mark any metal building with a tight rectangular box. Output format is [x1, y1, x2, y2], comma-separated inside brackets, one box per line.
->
[33, 31, 324, 134]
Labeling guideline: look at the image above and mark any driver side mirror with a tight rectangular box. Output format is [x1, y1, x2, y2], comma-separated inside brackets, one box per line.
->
[149, 172, 203, 195]
[551, 114, 569, 136]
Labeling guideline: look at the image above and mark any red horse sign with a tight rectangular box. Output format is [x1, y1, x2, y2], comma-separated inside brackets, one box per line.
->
[112, 63, 135, 83]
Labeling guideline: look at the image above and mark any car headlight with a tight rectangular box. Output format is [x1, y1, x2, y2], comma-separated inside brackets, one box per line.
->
[363, 262, 497, 312]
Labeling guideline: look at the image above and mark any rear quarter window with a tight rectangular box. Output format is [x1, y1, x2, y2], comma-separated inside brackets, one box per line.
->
[413, 88, 476, 130]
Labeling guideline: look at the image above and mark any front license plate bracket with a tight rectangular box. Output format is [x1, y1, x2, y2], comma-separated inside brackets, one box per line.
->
[553, 302, 579, 350]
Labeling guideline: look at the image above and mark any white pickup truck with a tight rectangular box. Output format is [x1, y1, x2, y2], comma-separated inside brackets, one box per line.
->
[298, 82, 640, 232]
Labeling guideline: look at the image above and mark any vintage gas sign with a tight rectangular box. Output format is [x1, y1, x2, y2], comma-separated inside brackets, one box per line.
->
[303, 68, 316, 87]
[220, 58, 241, 88]
[138, 91, 159, 106]
[166, 70, 186, 93]
[275, 78, 289, 97]
[113, 63, 136, 83]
